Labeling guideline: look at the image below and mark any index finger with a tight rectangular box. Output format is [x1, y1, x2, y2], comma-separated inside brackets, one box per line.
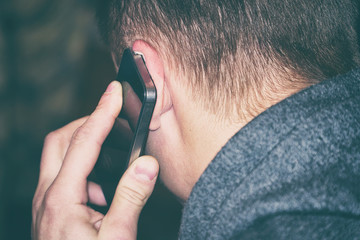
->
[53, 81, 123, 203]
[38, 116, 88, 185]
[33, 116, 88, 222]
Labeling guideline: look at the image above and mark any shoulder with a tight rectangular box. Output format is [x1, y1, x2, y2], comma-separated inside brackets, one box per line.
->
[180, 69, 360, 240]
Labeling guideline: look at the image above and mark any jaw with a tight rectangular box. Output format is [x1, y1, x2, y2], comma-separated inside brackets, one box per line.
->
[145, 87, 244, 201]
[146, 113, 195, 201]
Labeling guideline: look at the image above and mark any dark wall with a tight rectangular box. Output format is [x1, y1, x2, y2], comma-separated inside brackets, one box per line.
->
[0, 1, 181, 239]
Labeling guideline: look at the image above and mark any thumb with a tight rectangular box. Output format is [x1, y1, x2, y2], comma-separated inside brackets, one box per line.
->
[98, 156, 159, 239]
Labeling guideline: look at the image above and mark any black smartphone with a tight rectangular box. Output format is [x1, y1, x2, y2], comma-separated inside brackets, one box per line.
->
[92, 48, 157, 209]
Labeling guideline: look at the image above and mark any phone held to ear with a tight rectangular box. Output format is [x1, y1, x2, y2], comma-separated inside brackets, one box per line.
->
[92, 48, 157, 211]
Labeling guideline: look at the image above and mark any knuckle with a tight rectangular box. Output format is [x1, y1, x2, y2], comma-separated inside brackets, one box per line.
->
[32, 190, 42, 211]
[117, 185, 148, 207]
[44, 130, 63, 145]
[32, 196, 41, 219]
[71, 125, 92, 145]
[42, 187, 61, 211]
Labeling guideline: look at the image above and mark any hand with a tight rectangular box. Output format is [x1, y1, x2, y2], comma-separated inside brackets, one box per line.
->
[32, 81, 159, 240]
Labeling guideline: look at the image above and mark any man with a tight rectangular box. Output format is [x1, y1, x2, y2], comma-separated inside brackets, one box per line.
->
[33, 0, 360, 239]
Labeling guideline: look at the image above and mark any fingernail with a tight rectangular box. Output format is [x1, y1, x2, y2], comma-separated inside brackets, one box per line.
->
[135, 160, 158, 181]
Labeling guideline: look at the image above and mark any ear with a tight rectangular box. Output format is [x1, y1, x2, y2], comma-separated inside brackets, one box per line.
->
[132, 40, 172, 130]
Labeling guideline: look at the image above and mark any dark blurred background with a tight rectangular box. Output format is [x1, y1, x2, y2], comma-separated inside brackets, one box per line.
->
[0, 0, 182, 239]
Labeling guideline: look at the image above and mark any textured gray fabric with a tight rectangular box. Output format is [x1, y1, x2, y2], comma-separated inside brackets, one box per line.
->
[179, 68, 360, 240]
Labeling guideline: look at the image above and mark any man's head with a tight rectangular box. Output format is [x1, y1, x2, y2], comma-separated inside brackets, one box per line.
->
[97, 0, 360, 199]
[98, 0, 360, 118]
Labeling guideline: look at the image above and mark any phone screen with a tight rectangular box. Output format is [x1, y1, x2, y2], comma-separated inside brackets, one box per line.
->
[92, 49, 156, 210]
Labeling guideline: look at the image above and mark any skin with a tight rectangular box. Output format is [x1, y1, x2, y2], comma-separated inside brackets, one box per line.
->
[33, 40, 305, 239]
[32, 81, 159, 239]
[130, 40, 247, 200]
[131, 40, 302, 200]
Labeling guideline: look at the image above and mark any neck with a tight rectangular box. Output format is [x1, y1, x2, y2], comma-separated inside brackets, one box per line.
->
[161, 71, 313, 200]
[178, 82, 312, 200]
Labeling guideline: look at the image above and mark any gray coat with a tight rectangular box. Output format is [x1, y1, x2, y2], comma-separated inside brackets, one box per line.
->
[180, 69, 360, 239]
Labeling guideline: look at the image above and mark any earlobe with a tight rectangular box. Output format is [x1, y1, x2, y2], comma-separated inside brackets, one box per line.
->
[132, 40, 172, 131]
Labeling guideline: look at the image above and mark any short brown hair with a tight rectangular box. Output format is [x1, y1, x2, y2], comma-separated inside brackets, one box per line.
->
[97, 0, 360, 119]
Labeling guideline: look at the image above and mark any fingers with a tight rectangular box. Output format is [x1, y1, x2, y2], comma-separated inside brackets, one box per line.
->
[39, 117, 89, 185]
[87, 181, 107, 206]
[53, 81, 123, 203]
[33, 117, 88, 227]
[99, 156, 159, 239]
